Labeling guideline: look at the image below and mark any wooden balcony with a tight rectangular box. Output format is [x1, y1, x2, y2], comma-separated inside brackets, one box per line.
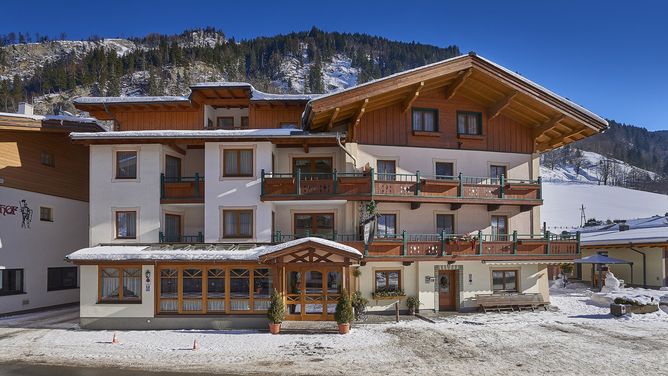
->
[261, 170, 542, 209]
[160, 174, 204, 204]
[272, 231, 580, 260]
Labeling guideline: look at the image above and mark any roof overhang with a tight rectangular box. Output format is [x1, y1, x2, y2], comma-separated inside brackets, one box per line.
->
[304, 53, 608, 152]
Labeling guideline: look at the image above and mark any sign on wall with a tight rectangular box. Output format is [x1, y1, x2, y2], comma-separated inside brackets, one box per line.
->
[0, 200, 32, 229]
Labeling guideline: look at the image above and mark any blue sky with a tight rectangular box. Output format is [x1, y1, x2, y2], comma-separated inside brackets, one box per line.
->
[3, 1, 667, 130]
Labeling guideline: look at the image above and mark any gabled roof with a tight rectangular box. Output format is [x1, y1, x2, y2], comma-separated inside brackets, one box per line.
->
[0, 111, 105, 133]
[578, 216, 668, 246]
[303, 52, 608, 152]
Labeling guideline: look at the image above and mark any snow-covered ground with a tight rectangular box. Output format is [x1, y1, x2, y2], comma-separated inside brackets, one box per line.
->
[1, 290, 667, 375]
[542, 182, 668, 231]
[540, 150, 656, 184]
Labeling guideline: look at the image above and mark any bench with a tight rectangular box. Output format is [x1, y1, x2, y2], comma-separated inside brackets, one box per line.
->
[476, 293, 548, 313]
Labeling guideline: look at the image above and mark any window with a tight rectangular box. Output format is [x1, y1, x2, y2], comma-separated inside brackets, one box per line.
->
[457, 111, 482, 136]
[376, 160, 396, 181]
[115, 151, 137, 179]
[240, 116, 249, 129]
[223, 149, 253, 177]
[492, 270, 518, 292]
[412, 108, 438, 132]
[435, 162, 454, 179]
[294, 213, 334, 239]
[115, 211, 137, 239]
[375, 270, 401, 293]
[491, 215, 508, 241]
[230, 268, 250, 311]
[0, 269, 24, 296]
[223, 210, 253, 238]
[40, 152, 55, 167]
[99, 267, 141, 303]
[217, 116, 234, 129]
[47, 267, 78, 291]
[436, 214, 455, 235]
[376, 214, 397, 238]
[253, 268, 272, 310]
[207, 268, 226, 312]
[490, 165, 507, 180]
[163, 214, 182, 242]
[165, 155, 181, 179]
[40, 207, 53, 222]
[181, 268, 203, 312]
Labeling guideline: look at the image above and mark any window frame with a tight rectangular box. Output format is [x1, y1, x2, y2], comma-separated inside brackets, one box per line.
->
[97, 266, 142, 303]
[490, 164, 508, 180]
[47, 267, 78, 291]
[39, 206, 54, 222]
[293, 212, 335, 239]
[114, 149, 138, 180]
[491, 269, 519, 293]
[240, 116, 249, 129]
[376, 159, 397, 181]
[115, 210, 138, 239]
[0, 268, 24, 296]
[434, 161, 455, 179]
[40, 151, 55, 167]
[435, 214, 455, 235]
[411, 108, 439, 132]
[222, 148, 254, 178]
[491, 215, 509, 241]
[456, 111, 483, 136]
[216, 116, 235, 129]
[222, 209, 254, 239]
[374, 269, 402, 293]
[376, 213, 398, 238]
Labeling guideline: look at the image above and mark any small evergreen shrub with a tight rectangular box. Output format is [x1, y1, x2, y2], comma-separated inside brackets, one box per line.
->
[334, 289, 354, 325]
[267, 288, 285, 324]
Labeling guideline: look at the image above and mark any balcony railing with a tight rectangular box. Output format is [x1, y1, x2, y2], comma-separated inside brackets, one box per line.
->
[272, 230, 580, 258]
[261, 169, 542, 205]
[159, 231, 204, 243]
[160, 173, 204, 203]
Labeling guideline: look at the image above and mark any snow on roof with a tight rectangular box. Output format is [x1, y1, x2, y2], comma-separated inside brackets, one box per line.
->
[66, 237, 362, 262]
[579, 226, 668, 246]
[0, 111, 99, 124]
[190, 81, 252, 89]
[73, 96, 189, 104]
[191, 81, 317, 101]
[69, 129, 343, 140]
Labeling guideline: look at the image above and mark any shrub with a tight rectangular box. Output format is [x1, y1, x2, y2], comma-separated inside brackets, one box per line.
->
[406, 296, 420, 311]
[267, 288, 285, 324]
[334, 289, 354, 325]
[351, 291, 368, 321]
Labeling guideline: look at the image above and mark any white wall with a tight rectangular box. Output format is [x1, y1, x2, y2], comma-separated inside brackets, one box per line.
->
[0, 187, 86, 314]
[79, 265, 155, 318]
[89, 144, 161, 245]
[204, 142, 274, 243]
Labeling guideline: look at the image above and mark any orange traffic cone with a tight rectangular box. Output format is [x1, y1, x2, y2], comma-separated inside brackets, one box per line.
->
[192, 339, 200, 351]
[111, 333, 119, 344]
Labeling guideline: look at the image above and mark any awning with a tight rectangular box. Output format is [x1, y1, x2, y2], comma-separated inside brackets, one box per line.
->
[573, 254, 633, 265]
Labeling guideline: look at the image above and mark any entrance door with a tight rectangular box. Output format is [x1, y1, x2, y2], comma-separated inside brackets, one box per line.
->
[438, 270, 457, 311]
[285, 267, 342, 320]
[164, 214, 182, 242]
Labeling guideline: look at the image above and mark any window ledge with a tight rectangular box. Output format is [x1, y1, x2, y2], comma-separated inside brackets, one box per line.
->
[97, 301, 143, 305]
[412, 131, 440, 137]
[457, 134, 484, 140]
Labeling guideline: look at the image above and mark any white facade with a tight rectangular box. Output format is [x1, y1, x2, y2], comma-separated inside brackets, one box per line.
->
[0, 187, 86, 314]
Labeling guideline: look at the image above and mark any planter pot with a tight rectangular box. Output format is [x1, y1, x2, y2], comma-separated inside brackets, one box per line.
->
[269, 323, 281, 334]
[408, 308, 416, 315]
[338, 323, 350, 335]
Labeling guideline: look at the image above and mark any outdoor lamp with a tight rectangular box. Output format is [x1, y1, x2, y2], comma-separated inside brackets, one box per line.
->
[145, 269, 151, 283]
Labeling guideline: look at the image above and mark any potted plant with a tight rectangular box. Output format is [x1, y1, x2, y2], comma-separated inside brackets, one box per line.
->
[351, 290, 368, 321]
[406, 296, 420, 315]
[267, 288, 284, 334]
[335, 289, 354, 334]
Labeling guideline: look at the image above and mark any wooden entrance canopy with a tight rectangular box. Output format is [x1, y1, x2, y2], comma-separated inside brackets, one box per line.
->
[303, 52, 608, 152]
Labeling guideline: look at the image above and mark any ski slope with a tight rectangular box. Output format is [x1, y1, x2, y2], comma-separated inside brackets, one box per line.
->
[541, 182, 668, 231]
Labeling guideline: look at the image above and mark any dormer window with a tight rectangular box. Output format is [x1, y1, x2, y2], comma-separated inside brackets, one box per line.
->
[217, 117, 234, 129]
[412, 108, 438, 132]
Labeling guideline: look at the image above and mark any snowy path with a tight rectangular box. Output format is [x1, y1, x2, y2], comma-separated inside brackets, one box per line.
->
[0, 294, 667, 375]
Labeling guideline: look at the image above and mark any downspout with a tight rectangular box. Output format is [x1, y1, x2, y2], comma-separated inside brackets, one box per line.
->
[337, 132, 357, 168]
[629, 245, 647, 288]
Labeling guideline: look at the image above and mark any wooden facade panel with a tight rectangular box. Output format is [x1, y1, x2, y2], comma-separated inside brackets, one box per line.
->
[249, 104, 304, 129]
[355, 92, 534, 154]
[0, 131, 90, 201]
[114, 110, 202, 131]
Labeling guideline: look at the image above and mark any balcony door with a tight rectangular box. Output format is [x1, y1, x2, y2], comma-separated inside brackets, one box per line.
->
[164, 214, 182, 242]
[293, 157, 333, 179]
[165, 155, 182, 180]
[491, 215, 508, 241]
[294, 213, 334, 239]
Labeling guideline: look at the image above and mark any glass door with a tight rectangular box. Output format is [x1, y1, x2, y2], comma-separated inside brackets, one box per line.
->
[164, 214, 182, 242]
[285, 267, 343, 320]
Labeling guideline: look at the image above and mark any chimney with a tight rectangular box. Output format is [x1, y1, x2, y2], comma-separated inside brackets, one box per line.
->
[618, 222, 630, 232]
[18, 102, 34, 116]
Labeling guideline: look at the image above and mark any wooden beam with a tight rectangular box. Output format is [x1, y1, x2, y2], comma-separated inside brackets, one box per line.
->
[488, 91, 518, 120]
[450, 203, 463, 211]
[487, 204, 501, 212]
[353, 98, 369, 129]
[168, 144, 186, 155]
[444, 69, 472, 100]
[532, 114, 565, 138]
[327, 107, 340, 129]
[302, 142, 309, 153]
[402, 81, 424, 113]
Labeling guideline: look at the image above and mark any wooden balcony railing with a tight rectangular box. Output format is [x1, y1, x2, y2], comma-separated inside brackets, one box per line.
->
[272, 230, 580, 258]
[261, 169, 542, 206]
[160, 174, 204, 203]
